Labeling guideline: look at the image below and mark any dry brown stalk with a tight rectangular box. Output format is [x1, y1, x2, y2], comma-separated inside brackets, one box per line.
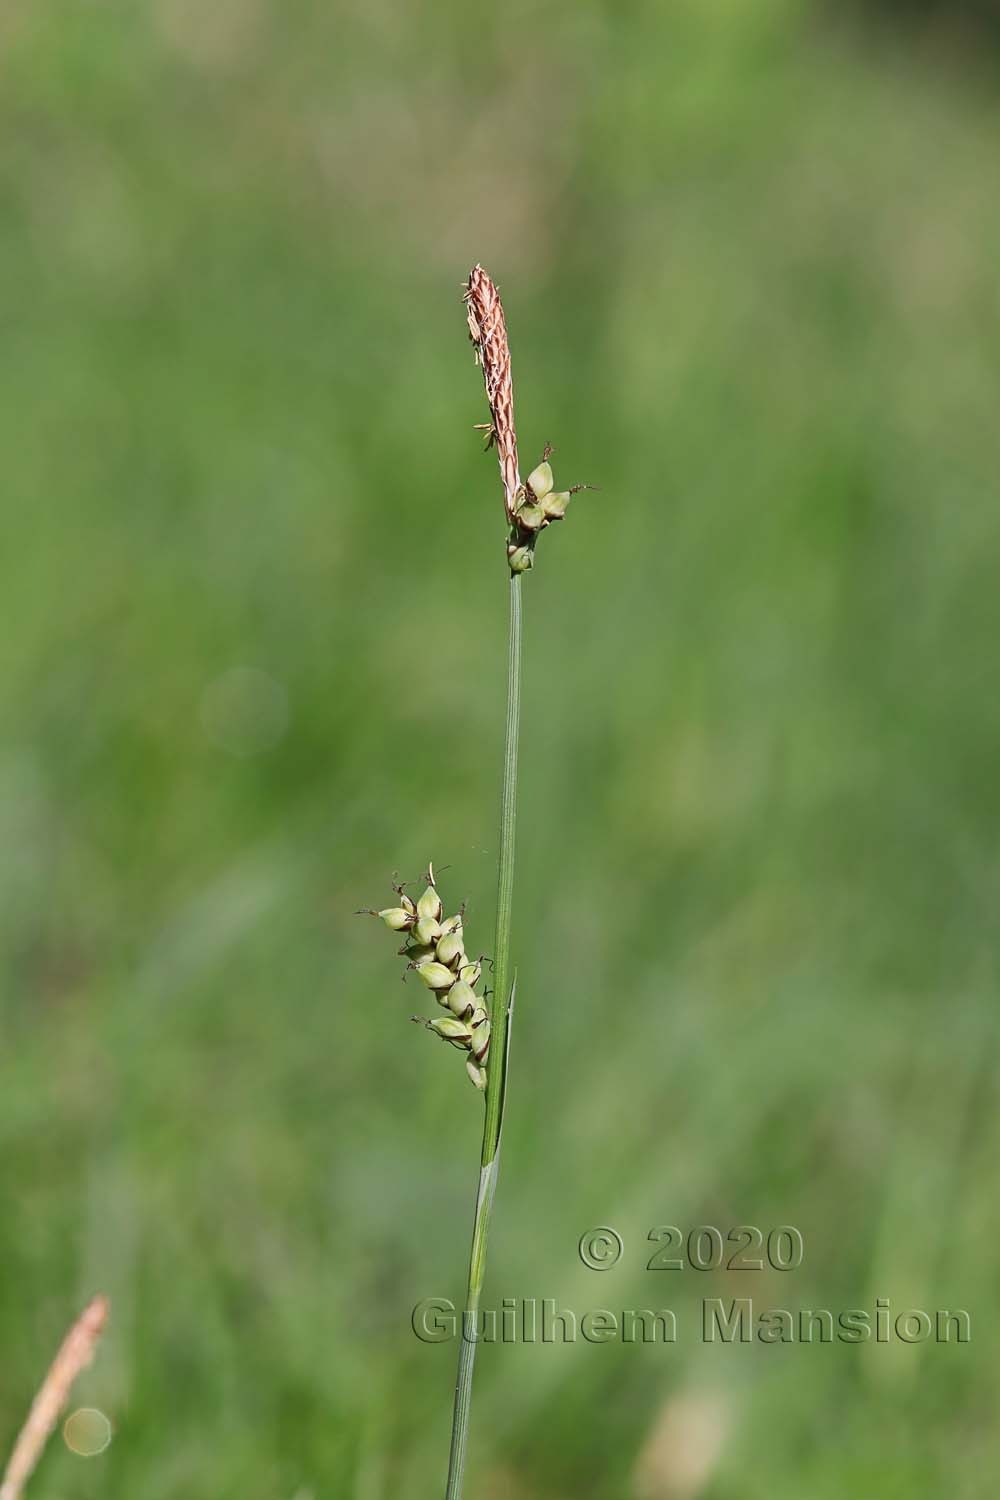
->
[464, 264, 521, 519]
[0, 1294, 109, 1500]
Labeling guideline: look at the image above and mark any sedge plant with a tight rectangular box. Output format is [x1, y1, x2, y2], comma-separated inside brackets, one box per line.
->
[362, 265, 588, 1499]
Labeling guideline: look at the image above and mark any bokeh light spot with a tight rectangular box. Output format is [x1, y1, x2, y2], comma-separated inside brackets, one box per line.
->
[63, 1407, 112, 1457]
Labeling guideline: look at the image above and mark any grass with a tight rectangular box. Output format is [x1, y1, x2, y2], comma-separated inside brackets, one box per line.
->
[1, 2, 1000, 1497]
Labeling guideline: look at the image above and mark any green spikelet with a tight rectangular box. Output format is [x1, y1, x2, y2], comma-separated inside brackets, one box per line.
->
[364, 864, 492, 1089]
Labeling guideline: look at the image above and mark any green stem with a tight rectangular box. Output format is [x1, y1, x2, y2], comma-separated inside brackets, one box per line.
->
[444, 571, 521, 1500]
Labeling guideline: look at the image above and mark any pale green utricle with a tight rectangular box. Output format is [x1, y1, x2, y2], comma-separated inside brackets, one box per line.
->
[416, 883, 442, 923]
[436, 931, 465, 968]
[516, 503, 545, 532]
[525, 459, 553, 499]
[414, 915, 442, 946]
[446, 980, 477, 1018]
[430, 1016, 472, 1044]
[542, 491, 571, 519]
[378, 907, 413, 930]
[417, 961, 457, 991]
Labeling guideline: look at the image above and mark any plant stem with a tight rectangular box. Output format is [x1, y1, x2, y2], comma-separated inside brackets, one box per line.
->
[444, 571, 521, 1500]
[484, 572, 521, 1163]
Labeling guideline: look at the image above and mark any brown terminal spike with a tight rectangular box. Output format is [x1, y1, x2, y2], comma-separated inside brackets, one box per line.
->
[464, 265, 521, 521]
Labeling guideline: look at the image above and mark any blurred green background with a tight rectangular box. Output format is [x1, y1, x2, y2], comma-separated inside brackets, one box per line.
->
[2, 1, 999, 1496]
